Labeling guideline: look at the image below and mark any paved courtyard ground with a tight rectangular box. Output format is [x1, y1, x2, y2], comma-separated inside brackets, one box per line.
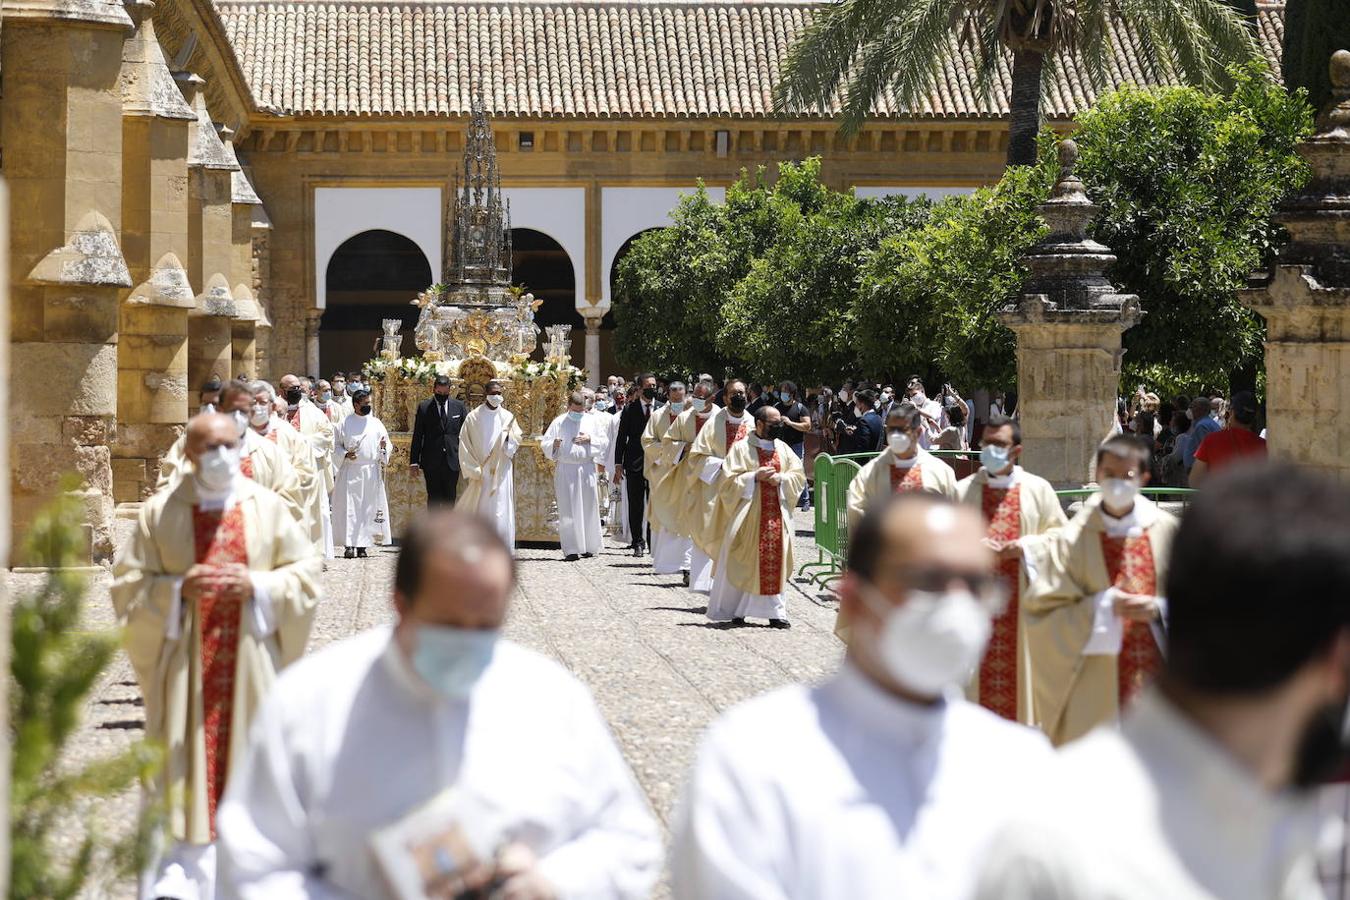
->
[16, 510, 842, 897]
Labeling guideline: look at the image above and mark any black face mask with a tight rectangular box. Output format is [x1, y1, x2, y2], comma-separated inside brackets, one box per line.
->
[357, 404, 371, 415]
[642, 386, 657, 400]
[728, 396, 746, 413]
[1293, 695, 1350, 789]
[285, 387, 303, 405]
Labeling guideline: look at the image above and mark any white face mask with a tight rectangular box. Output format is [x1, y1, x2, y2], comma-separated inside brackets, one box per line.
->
[250, 403, 271, 428]
[231, 410, 249, 438]
[410, 625, 499, 699]
[980, 443, 1011, 474]
[485, 395, 502, 409]
[194, 445, 240, 492]
[690, 397, 707, 413]
[668, 399, 685, 413]
[1100, 478, 1140, 514]
[887, 431, 913, 455]
[911, 391, 927, 405]
[567, 410, 584, 423]
[861, 585, 991, 698]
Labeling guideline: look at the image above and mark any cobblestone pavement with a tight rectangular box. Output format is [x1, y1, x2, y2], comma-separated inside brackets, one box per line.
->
[24, 509, 841, 897]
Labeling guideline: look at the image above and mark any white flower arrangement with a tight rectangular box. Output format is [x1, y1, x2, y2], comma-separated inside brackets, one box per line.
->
[363, 356, 441, 384]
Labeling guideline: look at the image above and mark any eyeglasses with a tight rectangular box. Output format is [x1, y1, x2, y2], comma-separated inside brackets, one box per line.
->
[876, 565, 1008, 614]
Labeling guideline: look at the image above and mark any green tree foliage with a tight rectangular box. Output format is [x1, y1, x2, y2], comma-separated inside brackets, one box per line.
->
[719, 160, 929, 385]
[11, 486, 159, 899]
[773, 0, 1260, 167]
[855, 146, 1057, 389]
[1074, 65, 1313, 389]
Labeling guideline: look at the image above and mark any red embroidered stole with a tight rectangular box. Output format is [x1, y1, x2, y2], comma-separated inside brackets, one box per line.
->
[1101, 533, 1161, 708]
[191, 504, 250, 835]
[889, 461, 926, 493]
[756, 447, 783, 596]
[287, 407, 302, 429]
[978, 484, 1022, 721]
[693, 415, 708, 435]
[724, 420, 748, 451]
[239, 453, 255, 480]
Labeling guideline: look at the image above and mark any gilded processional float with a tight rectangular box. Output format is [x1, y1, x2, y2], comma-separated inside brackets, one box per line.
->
[364, 94, 582, 543]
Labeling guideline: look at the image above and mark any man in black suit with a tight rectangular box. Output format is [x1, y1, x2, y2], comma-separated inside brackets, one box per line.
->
[614, 372, 659, 556]
[409, 374, 467, 505]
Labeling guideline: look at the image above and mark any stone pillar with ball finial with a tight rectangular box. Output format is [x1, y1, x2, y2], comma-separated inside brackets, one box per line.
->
[1000, 139, 1143, 487]
[1241, 50, 1350, 482]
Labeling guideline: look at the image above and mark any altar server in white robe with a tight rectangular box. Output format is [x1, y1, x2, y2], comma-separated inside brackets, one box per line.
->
[543, 391, 610, 560]
[603, 391, 629, 542]
[672, 492, 1052, 900]
[217, 509, 661, 899]
[332, 389, 391, 558]
[455, 380, 522, 550]
[112, 413, 321, 900]
[706, 406, 807, 627]
[249, 381, 331, 559]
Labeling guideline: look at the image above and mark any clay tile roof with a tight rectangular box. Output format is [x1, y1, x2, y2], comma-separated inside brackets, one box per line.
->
[216, 0, 1286, 120]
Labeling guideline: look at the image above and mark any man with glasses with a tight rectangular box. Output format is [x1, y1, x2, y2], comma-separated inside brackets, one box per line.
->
[671, 492, 1051, 897]
[1023, 434, 1178, 746]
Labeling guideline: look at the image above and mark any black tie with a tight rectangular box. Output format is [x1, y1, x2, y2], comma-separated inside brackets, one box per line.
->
[438, 398, 447, 428]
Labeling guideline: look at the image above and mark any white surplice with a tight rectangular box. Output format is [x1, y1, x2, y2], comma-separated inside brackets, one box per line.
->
[332, 414, 391, 548]
[216, 627, 662, 899]
[975, 688, 1333, 900]
[603, 412, 630, 543]
[670, 662, 1053, 900]
[469, 405, 520, 549]
[543, 412, 609, 556]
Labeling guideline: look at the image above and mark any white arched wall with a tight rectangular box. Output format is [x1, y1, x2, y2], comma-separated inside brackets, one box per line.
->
[852, 185, 978, 201]
[500, 187, 586, 301]
[314, 187, 443, 309]
[601, 186, 726, 306]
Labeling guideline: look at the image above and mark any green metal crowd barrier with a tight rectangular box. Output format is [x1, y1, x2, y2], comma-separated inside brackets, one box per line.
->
[798, 451, 1197, 587]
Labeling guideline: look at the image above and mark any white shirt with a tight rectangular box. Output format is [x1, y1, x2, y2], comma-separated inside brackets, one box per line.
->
[977, 689, 1332, 900]
[670, 662, 1053, 900]
[216, 627, 661, 899]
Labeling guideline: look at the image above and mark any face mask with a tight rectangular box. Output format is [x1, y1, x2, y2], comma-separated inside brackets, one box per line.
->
[778, 391, 791, 403]
[881, 392, 893, 402]
[887, 431, 912, 455]
[334, 384, 345, 396]
[728, 396, 746, 414]
[486, 395, 502, 409]
[567, 410, 584, 423]
[595, 399, 609, 411]
[284, 387, 303, 405]
[840, 391, 852, 403]
[232, 410, 249, 437]
[863, 585, 991, 697]
[199, 402, 216, 415]
[911, 391, 927, 405]
[981, 444, 1011, 474]
[356, 403, 371, 416]
[410, 625, 499, 700]
[690, 397, 707, 413]
[669, 400, 685, 413]
[1100, 478, 1139, 513]
[195, 445, 240, 492]
[249, 404, 271, 428]
[643, 386, 657, 401]
[318, 391, 332, 404]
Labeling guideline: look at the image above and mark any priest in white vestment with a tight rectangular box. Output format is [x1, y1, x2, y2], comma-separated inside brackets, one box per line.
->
[706, 406, 807, 627]
[542, 391, 610, 560]
[977, 465, 1348, 900]
[282, 375, 337, 556]
[455, 379, 522, 550]
[111, 413, 321, 900]
[685, 380, 751, 594]
[217, 509, 661, 899]
[158, 380, 305, 524]
[332, 389, 392, 558]
[250, 381, 330, 558]
[672, 492, 1052, 900]
[652, 382, 718, 586]
[643, 381, 691, 576]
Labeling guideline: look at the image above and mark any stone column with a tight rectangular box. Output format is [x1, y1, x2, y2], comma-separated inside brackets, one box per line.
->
[4, 0, 134, 563]
[114, 0, 196, 505]
[1241, 51, 1350, 481]
[305, 311, 321, 377]
[1000, 140, 1142, 487]
[583, 308, 604, 388]
[231, 284, 260, 380]
[251, 205, 273, 379]
[180, 71, 238, 385]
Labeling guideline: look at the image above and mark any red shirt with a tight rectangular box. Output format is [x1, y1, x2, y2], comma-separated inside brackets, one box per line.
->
[1193, 427, 1266, 472]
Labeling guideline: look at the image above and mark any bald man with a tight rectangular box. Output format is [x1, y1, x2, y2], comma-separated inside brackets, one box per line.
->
[672, 493, 1051, 898]
[218, 509, 661, 898]
[112, 413, 322, 900]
